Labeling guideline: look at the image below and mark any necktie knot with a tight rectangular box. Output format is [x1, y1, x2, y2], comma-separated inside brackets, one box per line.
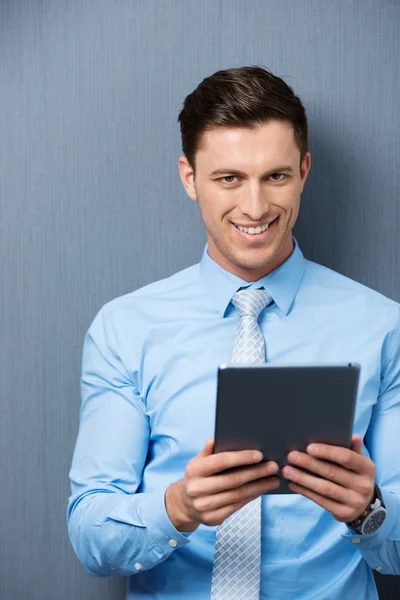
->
[231, 288, 273, 319]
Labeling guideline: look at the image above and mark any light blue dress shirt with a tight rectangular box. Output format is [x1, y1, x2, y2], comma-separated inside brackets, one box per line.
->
[67, 235, 400, 599]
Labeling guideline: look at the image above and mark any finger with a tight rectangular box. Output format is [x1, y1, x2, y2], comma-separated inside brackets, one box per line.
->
[193, 448, 264, 478]
[287, 482, 355, 522]
[306, 442, 372, 475]
[188, 460, 279, 497]
[286, 451, 366, 494]
[198, 438, 215, 458]
[282, 465, 360, 506]
[193, 476, 280, 515]
[201, 498, 250, 527]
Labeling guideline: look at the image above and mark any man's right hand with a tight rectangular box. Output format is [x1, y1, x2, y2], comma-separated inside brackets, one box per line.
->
[165, 438, 280, 532]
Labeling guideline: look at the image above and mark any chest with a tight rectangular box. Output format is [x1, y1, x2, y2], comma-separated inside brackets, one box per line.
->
[138, 314, 381, 467]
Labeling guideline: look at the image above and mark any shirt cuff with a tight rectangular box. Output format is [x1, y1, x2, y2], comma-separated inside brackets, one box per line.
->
[140, 490, 194, 555]
[341, 486, 399, 547]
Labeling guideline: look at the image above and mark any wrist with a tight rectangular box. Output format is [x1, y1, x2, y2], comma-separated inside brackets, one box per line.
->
[346, 483, 387, 534]
[165, 481, 200, 533]
[348, 488, 376, 527]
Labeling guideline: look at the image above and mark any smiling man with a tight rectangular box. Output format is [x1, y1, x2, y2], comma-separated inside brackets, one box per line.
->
[67, 66, 400, 599]
[179, 119, 310, 281]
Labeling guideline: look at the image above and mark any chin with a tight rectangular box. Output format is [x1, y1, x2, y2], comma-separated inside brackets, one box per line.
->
[208, 227, 285, 274]
[235, 256, 272, 271]
[228, 247, 275, 270]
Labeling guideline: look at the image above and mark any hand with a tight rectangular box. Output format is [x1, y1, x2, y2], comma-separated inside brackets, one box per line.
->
[165, 438, 280, 532]
[282, 434, 376, 523]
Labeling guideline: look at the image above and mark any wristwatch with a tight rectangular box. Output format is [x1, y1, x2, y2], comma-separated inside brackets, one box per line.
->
[346, 484, 387, 535]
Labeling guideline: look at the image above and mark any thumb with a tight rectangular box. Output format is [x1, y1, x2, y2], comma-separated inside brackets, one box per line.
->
[198, 438, 215, 457]
[351, 434, 363, 454]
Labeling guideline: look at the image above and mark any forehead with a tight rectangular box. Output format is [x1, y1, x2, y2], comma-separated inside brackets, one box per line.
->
[196, 120, 300, 169]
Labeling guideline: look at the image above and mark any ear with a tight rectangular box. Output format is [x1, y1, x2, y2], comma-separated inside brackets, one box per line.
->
[178, 156, 198, 202]
[300, 152, 312, 193]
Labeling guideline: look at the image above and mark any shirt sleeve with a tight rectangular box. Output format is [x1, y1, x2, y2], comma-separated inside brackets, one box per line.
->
[341, 311, 400, 575]
[66, 306, 192, 577]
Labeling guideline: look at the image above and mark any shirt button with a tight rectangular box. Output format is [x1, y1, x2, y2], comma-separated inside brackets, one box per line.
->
[169, 539, 178, 547]
[375, 566, 384, 572]
[352, 537, 361, 544]
[134, 562, 142, 571]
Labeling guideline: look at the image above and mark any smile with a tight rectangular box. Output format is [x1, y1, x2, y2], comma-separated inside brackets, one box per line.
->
[233, 217, 279, 236]
[234, 223, 269, 234]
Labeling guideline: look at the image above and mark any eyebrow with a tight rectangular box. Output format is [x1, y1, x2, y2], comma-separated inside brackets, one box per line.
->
[209, 166, 295, 177]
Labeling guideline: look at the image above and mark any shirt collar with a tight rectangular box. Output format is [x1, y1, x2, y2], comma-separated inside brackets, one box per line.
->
[199, 234, 305, 318]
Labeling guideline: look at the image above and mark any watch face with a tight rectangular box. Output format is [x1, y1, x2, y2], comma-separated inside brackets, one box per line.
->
[362, 509, 386, 535]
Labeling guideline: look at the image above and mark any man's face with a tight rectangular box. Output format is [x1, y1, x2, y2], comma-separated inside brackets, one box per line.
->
[178, 120, 311, 281]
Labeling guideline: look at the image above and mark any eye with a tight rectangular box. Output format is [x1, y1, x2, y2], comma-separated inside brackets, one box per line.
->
[218, 176, 239, 184]
[269, 173, 287, 181]
[217, 173, 288, 184]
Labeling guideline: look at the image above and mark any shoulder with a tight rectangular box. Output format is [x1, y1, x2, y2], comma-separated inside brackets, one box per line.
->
[105, 262, 199, 310]
[91, 262, 201, 335]
[303, 257, 400, 333]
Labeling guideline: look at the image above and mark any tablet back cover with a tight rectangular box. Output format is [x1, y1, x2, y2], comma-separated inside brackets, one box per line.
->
[214, 363, 360, 494]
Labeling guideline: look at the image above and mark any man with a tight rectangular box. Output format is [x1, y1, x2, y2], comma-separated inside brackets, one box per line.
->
[67, 66, 400, 599]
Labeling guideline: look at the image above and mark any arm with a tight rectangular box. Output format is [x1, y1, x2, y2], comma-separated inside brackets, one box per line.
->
[340, 319, 400, 574]
[281, 307, 400, 575]
[66, 306, 191, 578]
[67, 305, 281, 577]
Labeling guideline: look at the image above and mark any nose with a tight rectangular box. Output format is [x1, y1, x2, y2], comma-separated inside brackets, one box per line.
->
[238, 183, 269, 221]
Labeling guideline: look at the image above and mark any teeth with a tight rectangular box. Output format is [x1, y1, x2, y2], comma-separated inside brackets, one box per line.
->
[234, 221, 273, 234]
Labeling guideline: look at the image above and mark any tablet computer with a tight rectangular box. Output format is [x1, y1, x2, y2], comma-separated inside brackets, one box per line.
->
[213, 362, 360, 494]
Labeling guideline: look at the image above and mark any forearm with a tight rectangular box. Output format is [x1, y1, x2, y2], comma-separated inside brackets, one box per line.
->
[342, 488, 400, 575]
[67, 489, 192, 577]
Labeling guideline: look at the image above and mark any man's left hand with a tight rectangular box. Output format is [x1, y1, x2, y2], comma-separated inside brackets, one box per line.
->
[282, 434, 376, 523]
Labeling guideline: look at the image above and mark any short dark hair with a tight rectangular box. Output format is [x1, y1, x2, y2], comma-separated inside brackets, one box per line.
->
[178, 65, 308, 172]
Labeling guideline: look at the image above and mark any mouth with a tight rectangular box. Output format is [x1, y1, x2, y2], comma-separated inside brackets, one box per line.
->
[232, 216, 279, 241]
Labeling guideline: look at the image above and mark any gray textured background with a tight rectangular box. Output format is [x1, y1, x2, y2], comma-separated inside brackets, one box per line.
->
[0, 1, 399, 599]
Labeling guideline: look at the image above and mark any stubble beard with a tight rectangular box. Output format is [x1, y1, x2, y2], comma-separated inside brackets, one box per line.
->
[210, 221, 289, 272]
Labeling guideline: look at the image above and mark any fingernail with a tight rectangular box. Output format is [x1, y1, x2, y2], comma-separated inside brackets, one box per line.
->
[253, 451, 263, 461]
